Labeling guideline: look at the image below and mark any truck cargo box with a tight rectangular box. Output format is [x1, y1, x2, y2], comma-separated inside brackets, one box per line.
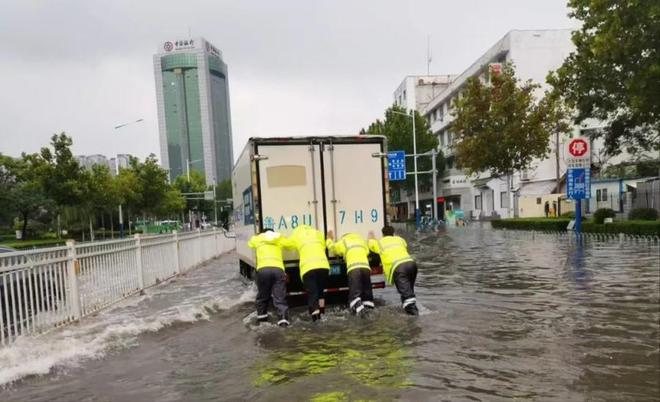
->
[231, 136, 390, 302]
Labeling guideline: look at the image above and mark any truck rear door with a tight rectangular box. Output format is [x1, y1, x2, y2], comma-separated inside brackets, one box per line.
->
[321, 140, 386, 239]
[255, 142, 323, 244]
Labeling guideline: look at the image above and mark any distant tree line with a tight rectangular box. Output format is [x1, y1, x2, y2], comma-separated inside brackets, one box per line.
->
[0, 133, 232, 241]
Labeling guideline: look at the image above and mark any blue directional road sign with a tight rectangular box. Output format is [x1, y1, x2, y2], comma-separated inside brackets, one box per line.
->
[567, 168, 591, 200]
[387, 150, 406, 181]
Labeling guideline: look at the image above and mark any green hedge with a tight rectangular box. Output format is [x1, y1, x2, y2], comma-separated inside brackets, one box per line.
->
[491, 219, 660, 236]
[581, 221, 660, 236]
[593, 208, 616, 224]
[0, 239, 68, 250]
[491, 219, 572, 231]
[628, 208, 659, 221]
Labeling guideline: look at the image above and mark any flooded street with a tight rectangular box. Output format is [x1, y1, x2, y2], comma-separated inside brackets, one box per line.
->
[1, 225, 658, 401]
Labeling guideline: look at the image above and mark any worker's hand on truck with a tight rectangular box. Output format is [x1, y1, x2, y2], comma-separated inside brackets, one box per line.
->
[326, 230, 334, 240]
[368, 231, 375, 240]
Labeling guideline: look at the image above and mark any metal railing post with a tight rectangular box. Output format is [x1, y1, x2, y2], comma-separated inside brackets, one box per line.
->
[65, 240, 82, 321]
[173, 230, 181, 274]
[134, 234, 144, 290]
[213, 227, 219, 257]
[197, 228, 202, 265]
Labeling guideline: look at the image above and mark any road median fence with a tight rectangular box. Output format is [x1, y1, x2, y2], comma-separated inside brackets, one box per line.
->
[0, 229, 235, 346]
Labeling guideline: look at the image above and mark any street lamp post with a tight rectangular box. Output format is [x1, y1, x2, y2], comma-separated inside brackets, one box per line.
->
[392, 109, 420, 228]
[114, 118, 144, 238]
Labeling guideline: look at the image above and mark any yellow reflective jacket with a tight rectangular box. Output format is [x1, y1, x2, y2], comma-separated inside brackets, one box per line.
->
[327, 233, 370, 273]
[368, 235, 413, 284]
[289, 225, 330, 278]
[248, 231, 294, 271]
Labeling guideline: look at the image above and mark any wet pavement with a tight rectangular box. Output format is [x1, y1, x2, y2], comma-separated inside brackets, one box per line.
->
[0, 225, 658, 401]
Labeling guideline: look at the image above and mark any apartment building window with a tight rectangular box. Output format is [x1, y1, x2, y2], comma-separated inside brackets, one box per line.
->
[447, 131, 452, 145]
[440, 132, 445, 147]
[500, 191, 509, 208]
[403, 90, 407, 101]
[596, 188, 608, 202]
[474, 194, 483, 210]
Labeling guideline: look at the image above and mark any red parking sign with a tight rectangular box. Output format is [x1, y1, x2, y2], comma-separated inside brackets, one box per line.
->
[568, 138, 588, 157]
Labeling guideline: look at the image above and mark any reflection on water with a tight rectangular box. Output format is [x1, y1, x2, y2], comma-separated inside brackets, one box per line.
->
[252, 314, 418, 401]
[1, 226, 658, 402]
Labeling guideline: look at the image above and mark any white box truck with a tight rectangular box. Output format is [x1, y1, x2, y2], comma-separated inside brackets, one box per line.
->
[231, 135, 390, 302]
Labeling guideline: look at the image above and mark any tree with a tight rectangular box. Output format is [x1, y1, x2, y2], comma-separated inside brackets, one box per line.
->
[80, 164, 120, 241]
[451, 64, 572, 214]
[173, 170, 212, 219]
[361, 104, 443, 196]
[451, 64, 570, 177]
[548, 0, 660, 155]
[215, 179, 233, 227]
[129, 154, 172, 218]
[0, 155, 52, 239]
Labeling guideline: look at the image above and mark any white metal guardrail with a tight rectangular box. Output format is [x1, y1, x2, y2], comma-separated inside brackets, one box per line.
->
[0, 229, 235, 346]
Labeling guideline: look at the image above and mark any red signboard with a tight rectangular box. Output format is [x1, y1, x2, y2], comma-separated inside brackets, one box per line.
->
[568, 138, 588, 157]
[437, 197, 445, 202]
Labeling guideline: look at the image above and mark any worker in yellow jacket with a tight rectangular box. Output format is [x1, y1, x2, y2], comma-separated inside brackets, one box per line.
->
[248, 228, 295, 326]
[289, 225, 330, 321]
[326, 231, 374, 315]
[368, 225, 418, 315]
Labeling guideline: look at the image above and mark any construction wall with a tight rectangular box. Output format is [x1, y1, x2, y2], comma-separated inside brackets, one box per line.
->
[517, 194, 574, 218]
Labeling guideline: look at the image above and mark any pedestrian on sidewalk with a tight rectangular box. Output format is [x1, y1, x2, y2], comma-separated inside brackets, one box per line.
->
[248, 228, 294, 327]
[368, 225, 418, 316]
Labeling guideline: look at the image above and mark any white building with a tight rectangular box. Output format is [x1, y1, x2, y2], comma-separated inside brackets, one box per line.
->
[77, 153, 133, 175]
[393, 75, 457, 111]
[393, 29, 602, 220]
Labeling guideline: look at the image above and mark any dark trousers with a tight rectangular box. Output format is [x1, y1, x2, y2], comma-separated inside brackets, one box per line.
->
[392, 261, 417, 305]
[302, 268, 329, 314]
[347, 268, 373, 311]
[255, 267, 288, 320]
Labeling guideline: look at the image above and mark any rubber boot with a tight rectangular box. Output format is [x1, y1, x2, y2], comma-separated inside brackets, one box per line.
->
[404, 303, 419, 316]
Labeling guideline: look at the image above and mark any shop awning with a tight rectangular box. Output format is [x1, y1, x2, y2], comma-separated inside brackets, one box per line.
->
[519, 179, 557, 196]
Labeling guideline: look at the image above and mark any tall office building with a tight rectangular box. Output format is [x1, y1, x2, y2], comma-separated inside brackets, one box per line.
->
[154, 37, 234, 185]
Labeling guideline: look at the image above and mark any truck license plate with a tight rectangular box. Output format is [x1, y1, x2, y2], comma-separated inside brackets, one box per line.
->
[330, 265, 341, 276]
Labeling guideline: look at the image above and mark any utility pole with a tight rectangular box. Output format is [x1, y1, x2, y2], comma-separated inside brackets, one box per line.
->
[431, 148, 437, 221]
[391, 109, 420, 229]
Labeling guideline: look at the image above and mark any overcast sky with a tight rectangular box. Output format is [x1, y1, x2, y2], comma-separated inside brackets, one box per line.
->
[0, 0, 575, 160]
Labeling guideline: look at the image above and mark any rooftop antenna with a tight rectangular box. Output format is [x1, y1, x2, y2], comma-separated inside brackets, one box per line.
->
[426, 35, 432, 76]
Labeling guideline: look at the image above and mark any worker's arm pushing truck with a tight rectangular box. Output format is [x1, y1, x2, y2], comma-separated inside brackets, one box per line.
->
[232, 135, 390, 303]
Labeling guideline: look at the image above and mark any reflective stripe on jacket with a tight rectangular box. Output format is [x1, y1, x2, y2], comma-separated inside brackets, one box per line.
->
[289, 225, 330, 278]
[327, 233, 370, 273]
[368, 235, 413, 283]
[247, 232, 293, 271]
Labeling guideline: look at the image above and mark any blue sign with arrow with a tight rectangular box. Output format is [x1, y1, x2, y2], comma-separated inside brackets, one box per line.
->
[387, 151, 406, 181]
[567, 168, 591, 200]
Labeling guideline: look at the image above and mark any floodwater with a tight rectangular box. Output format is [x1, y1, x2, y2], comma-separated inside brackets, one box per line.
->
[1, 225, 658, 401]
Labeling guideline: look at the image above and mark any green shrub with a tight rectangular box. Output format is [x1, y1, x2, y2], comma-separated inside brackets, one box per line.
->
[593, 208, 616, 224]
[491, 219, 571, 231]
[582, 221, 660, 236]
[491, 218, 660, 236]
[628, 208, 658, 221]
[560, 211, 587, 220]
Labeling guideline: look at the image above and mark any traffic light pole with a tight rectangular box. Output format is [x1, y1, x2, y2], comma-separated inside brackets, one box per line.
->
[405, 148, 438, 225]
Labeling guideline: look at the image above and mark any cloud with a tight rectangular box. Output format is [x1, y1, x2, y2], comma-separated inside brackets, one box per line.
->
[0, 0, 574, 160]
